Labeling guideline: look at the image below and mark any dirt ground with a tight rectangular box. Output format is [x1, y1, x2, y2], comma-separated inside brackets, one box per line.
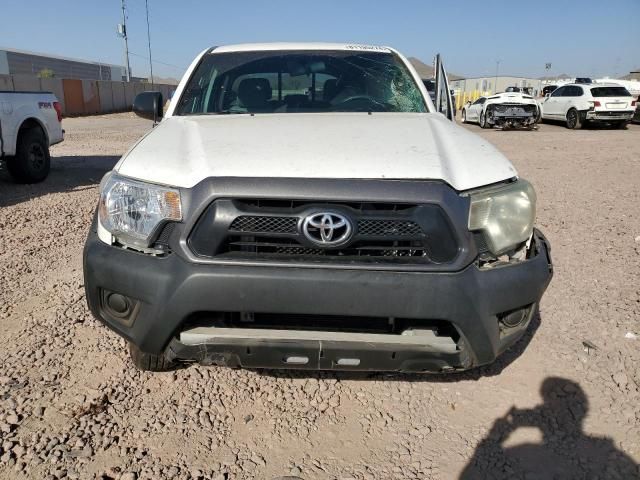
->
[0, 113, 638, 480]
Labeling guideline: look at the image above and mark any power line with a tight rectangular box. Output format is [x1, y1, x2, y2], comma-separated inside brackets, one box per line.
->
[128, 51, 185, 71]
[118, 0, 132, 81]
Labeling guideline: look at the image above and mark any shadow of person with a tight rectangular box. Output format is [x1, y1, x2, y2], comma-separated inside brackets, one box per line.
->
[460, 377, 638, 480]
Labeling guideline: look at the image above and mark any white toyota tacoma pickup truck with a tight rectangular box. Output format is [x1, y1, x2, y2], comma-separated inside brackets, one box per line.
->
[83, 43, 553, 373]
[0, 91, 64, 182]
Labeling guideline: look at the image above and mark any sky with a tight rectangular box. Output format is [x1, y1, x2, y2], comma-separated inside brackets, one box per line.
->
[2, 0, 639, 80]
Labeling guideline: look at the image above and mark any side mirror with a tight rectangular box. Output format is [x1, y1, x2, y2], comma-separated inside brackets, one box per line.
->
[544, 93, 550, 98]
[133, 91, 163, 123]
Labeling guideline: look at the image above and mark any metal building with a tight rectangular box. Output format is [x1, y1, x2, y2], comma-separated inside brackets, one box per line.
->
[450, 76, 544, 106]
[0, 47, 125, 81]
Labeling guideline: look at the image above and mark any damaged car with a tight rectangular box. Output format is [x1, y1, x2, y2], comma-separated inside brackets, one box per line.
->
[462, 91, 540, 129]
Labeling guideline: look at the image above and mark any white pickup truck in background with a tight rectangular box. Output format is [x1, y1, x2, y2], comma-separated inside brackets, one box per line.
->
[0, 91, 64, 183]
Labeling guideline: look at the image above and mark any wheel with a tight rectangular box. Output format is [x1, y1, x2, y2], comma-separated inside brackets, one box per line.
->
[6, 127, 51, 183]
[615, 121, 629, 130]
[565, 108, 583, 129]
[479, 110, 490, 129]
[128, 342, 176, 371]
[461, 109, 467, 123]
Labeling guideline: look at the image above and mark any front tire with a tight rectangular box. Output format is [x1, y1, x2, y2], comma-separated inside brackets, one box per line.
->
[565, 108, 583, 129]
[461, 109, 467, 123]
[6, 127, 51, 183]
[128, 343, 176, 371]
[615, 120, 629, 130]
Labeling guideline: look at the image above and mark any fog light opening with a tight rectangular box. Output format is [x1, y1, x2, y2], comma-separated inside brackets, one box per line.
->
[100, 289, 140, 327]
[107, 293, 130, 317]
[498, 304, 533, 329]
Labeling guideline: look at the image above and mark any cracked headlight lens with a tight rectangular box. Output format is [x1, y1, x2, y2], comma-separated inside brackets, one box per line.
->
[468, 179, 536, 256]
[98, 172, 181, 249]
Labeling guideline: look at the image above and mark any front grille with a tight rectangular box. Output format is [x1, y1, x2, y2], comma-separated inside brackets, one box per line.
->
[188, 198, 460, 265]
[225, 236, 427, 258]
[358, 219, 422, 236]
[230, 216, 297, 234]
[230, 216, 422, 238]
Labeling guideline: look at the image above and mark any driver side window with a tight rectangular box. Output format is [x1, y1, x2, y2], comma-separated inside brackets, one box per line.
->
[473, 97, 485, 105]
[550, 87, 565, 97]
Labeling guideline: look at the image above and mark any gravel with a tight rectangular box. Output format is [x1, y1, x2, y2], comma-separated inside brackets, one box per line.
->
[0, 114, 638, 479]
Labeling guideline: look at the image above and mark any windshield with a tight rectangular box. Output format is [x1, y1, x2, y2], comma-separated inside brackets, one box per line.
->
[174, 50, 427, 115]
[590, 86, 631, 97]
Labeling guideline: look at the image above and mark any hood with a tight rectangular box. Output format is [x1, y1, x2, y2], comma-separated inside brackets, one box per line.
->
[116, 113, 517, 191]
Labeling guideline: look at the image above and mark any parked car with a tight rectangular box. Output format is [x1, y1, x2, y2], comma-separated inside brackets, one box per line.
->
[0, 91, 64, 182]
[633, 95, 640, 124]
[540, 83, 636, 129]
[83, 43, 552, 373]
[542, 85, 557, 97]
[461, 92, 540, 129]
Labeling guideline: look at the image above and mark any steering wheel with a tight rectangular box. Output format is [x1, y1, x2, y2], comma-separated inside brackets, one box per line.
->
[332, 95, 388, 112]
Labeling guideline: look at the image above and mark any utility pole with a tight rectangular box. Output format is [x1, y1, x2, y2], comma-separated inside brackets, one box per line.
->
[145, 0, 154, 87]
[119, 0, 132, 82]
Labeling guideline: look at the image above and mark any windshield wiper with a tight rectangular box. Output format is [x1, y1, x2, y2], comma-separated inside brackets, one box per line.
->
[215, 109, 249, 114]
[180, 110, 249, 116]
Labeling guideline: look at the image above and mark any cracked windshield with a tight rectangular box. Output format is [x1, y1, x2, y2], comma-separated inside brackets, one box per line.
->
[176, 50, 427, 115]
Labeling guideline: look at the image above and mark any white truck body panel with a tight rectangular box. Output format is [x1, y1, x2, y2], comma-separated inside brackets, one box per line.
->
[0, 91, 63, 156]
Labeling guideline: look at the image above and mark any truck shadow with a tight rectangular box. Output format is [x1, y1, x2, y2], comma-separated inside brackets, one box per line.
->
[459, 376, 639, 479]
[257, 311, 543, 383]
[0, 155, 118, 208]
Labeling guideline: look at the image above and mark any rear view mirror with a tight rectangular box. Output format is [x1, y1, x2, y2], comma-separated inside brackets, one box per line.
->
[308, 61, 326, 73]
[133, 91, 163, 123]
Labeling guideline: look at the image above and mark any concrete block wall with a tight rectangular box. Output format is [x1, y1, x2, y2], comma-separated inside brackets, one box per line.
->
[40, 77, 66, 113]
[112, 82, 127, 111]
[97, 81, 114, 112]
[12, 74, 40, 92]
[123, 83, 136, 108]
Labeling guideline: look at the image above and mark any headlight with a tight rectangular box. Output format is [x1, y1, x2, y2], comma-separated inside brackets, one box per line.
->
[468, 180, 536, 256]
[98, 172, 181, 249]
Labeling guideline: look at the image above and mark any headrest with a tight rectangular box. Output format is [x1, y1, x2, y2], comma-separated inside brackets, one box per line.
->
[323, 79, 338, 101]
[238, 78, 272, 106]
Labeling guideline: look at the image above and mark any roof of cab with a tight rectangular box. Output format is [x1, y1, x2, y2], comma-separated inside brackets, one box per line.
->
[211, 42, 393, 53]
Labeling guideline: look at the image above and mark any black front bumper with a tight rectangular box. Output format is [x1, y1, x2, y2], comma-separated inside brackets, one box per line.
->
[83, 221, 553, 372]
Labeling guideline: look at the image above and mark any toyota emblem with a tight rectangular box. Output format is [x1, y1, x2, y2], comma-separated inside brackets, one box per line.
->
[302, 212, 353, 247]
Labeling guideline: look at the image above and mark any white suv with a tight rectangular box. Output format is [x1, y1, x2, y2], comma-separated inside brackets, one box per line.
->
[540, 83, 636, 129]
